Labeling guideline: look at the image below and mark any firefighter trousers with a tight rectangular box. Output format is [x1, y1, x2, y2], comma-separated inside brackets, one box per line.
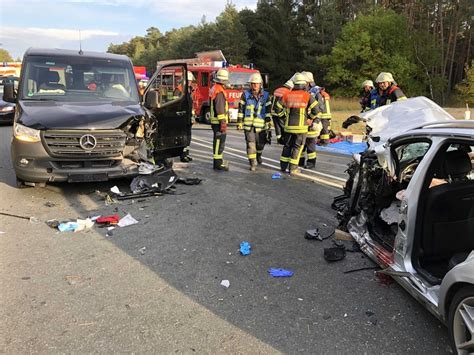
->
[244, 128, 266, 165]
[280, 132, 307, 172]
[300, 135, 317, 167]
[272, 115, 284, 142]
[212, 124, 226, 168]
[319, 118, 331, 143]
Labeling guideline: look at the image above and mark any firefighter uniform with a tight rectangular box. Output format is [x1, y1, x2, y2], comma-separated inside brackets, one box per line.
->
[360, 80, 374, 112]
[238, 73, 272, 170]
[370, 72, 407, 110]
[210, 69, 230, 171]
[301, 86, 326, 168]
[274, 73, 319, 175]
[270, 80, 294, 144]
[317, 89, 332, 145]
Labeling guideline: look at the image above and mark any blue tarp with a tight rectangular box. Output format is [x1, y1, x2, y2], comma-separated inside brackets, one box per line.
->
[316, 141, 367, 156]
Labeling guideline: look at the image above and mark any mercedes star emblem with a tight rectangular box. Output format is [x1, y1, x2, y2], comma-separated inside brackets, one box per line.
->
[79, 134, 97, 150]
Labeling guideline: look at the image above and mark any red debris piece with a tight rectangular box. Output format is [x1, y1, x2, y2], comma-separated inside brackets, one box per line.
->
[96, 215, 120, 225]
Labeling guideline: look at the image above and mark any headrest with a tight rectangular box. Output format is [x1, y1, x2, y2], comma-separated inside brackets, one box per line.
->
[45, 71, 60, 83]
[443, 150, 472, 179]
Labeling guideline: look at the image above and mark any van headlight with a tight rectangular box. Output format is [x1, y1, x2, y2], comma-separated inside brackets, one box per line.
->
[14, 123, 41, 142]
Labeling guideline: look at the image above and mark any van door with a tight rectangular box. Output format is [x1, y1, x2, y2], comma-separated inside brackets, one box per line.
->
[143, 64, 191, 160]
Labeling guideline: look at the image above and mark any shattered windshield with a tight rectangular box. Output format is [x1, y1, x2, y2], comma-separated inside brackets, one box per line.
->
[227, 72, 253, 89]
[20, 55, 139, 103]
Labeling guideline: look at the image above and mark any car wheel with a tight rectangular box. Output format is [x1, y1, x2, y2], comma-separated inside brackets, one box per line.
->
[448, 285, 474, 354]
[203, 107, 211, 125]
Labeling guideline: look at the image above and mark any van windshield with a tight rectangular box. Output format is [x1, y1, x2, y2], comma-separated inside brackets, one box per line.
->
[20, 55, 139, 103]
[228, 72, 253, 90]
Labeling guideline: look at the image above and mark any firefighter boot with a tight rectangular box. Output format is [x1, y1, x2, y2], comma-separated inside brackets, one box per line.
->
[214, 161, 230, 171]
[306, 158, 316, 169]
[289, 165, 302, 177]
[299, 157, 305, 167]
[249, 159, 257, 172]
[256, 153, 263, 165]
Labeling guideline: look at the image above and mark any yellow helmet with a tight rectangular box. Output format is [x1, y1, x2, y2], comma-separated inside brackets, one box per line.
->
[375, 72, 394, 83]
[362, 80, 374, 88]
[293, 73, 307, 85]
[284, 80, 294, 89]
[248, 73, 263, 84]
[214, 69, 229, 84]
[301, 71, 315, 85]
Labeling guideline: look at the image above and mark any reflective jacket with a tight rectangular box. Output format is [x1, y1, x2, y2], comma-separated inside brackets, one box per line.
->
[370, 85, 407, 110]
[238, 89, 271, 132]
[275, 88, 319, 134]
[209, 83, 228, 124]
[271, 86, 291, 116]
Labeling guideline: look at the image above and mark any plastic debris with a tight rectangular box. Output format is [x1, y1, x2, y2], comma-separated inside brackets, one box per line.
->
[29, 217, 40, 224]
[138, 162, 163, 175]
[74, 218, 94, 232]
[110, 186, 122, 195]
[58, 222, 79, 232]
[220, 280, 230, 288]
[272, 172, 282, 179]
[46, 219, 60, 229]
[90, 215, 101, 221]
[96, 215, 120, 225]
[268, 268, 294, 277]
[139, 247, 146, 255]
[107, 226, 115, 231]
[117, 214, 139, 228]
[176, 177, 202, 185]
[239, 241, 251, 256]
[324, 246, 346, 262]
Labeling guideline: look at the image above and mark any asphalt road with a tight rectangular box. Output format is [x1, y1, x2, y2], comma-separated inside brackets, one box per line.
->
[0, 124, 450, 353]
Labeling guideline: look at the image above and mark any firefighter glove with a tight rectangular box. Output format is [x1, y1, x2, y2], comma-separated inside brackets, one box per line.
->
[220, 120, 227, 133]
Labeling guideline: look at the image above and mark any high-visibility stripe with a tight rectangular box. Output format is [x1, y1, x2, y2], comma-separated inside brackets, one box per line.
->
[280, 156, 290, 162]
[307, 131, 318, 137]
[290, 145, 305, 165]
[307, 152, 317, 159]
[308, 100, 318, 109]
[320, 134, 330, 139]
[214, 139, 221, 159]
[398, 96, 407, 101]
[248, 153, 257, 159]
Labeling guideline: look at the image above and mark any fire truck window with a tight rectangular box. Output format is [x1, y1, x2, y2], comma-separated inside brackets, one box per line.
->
[201, 72, 209, 87]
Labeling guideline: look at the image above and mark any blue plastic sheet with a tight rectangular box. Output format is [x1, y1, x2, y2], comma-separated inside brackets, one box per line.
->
[240, 241, 251, 256]
[268, 268, 294, 277]
[58, 222, 79, 232]
[272, 172, 282, 179]
[316, 141, 367, 156]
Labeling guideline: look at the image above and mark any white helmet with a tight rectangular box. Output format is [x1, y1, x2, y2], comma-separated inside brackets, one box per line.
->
[293, 73, 307, 85]
[248, 73, 263, 84]
[301, 71, 315, 85]
[214, 69, 229, 84]
[375, 72, 394, 83]
[284, 80, 294, 89]
[362, 80, 374, 88]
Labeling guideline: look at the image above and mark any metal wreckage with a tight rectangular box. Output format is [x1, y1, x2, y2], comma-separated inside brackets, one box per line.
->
[332, 97, 474, 353]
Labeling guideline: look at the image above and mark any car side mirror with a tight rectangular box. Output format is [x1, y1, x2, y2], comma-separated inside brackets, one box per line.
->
[144, 90, 160, 109]
[3, 83, 16, 103]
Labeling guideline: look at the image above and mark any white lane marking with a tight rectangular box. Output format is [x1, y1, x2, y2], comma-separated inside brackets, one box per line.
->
[192, 137, 347, 183]
[191, 140, 344, 189]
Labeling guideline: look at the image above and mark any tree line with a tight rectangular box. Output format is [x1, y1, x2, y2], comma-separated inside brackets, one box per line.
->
[108, 0, 473, 105]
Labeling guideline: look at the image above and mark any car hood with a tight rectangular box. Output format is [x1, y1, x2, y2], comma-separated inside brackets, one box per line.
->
[360, 97, 455, 149]
[17, 100, 144, 130]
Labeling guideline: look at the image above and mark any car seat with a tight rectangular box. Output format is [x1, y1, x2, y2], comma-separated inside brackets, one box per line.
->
[39, 71, 66, 91]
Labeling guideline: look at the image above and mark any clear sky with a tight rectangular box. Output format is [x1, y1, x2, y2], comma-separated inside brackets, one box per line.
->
[0, 0, 257, 59]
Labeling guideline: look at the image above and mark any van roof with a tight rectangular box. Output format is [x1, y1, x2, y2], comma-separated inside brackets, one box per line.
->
[24, 48, 131, 62]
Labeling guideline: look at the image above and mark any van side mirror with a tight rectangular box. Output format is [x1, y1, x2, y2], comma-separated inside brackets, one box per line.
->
[3, 83, 16, 103]
[144, 90, 160, 109]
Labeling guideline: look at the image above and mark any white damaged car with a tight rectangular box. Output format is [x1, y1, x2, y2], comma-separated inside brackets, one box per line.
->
[334, 97, 474, 353]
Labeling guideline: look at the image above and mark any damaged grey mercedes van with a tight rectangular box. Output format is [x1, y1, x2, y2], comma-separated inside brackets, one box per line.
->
[4, 48, 191, 187]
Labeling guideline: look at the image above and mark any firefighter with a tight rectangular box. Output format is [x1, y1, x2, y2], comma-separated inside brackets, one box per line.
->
[209, 69, 230, 171]
[237, 73, 272, 171]
[274, 73, 319, 176]
[370, 72, 407, 110]
[359, 80, 373, 112]
[270, 79, 294, 144]
[180, 71, 196, 163]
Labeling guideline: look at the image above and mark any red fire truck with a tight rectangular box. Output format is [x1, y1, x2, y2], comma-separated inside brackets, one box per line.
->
[158, 50, 267, 124]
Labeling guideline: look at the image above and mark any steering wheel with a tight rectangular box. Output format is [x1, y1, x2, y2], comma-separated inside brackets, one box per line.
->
[400, 158, 421, 182]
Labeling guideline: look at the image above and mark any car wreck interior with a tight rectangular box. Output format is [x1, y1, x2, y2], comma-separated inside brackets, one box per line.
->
[414, 141, 474, 285]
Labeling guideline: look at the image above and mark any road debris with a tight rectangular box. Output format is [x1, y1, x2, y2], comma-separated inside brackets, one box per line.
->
[110, 186, 123, 195]
[139, 247, 146, 255]
[176, 177, 202, 185]
[268, 268, 294, 277]
[96, 215, 120, 225]
[29, 217, 40, 224]
[44, 201, 56, 208]
[117, 214, 138, 228]
[343, 266, 379, 274]
[323, 246, 346, 262]
[239, 241, 251, 256]
[272, 172, 282, 179]
[220, 280, 230, 288]
[58, 222, 79, 232]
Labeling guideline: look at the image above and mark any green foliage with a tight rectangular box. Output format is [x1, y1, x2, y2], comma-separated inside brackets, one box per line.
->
[455, 61, 474, 105]
[0, 48, 14, 62]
